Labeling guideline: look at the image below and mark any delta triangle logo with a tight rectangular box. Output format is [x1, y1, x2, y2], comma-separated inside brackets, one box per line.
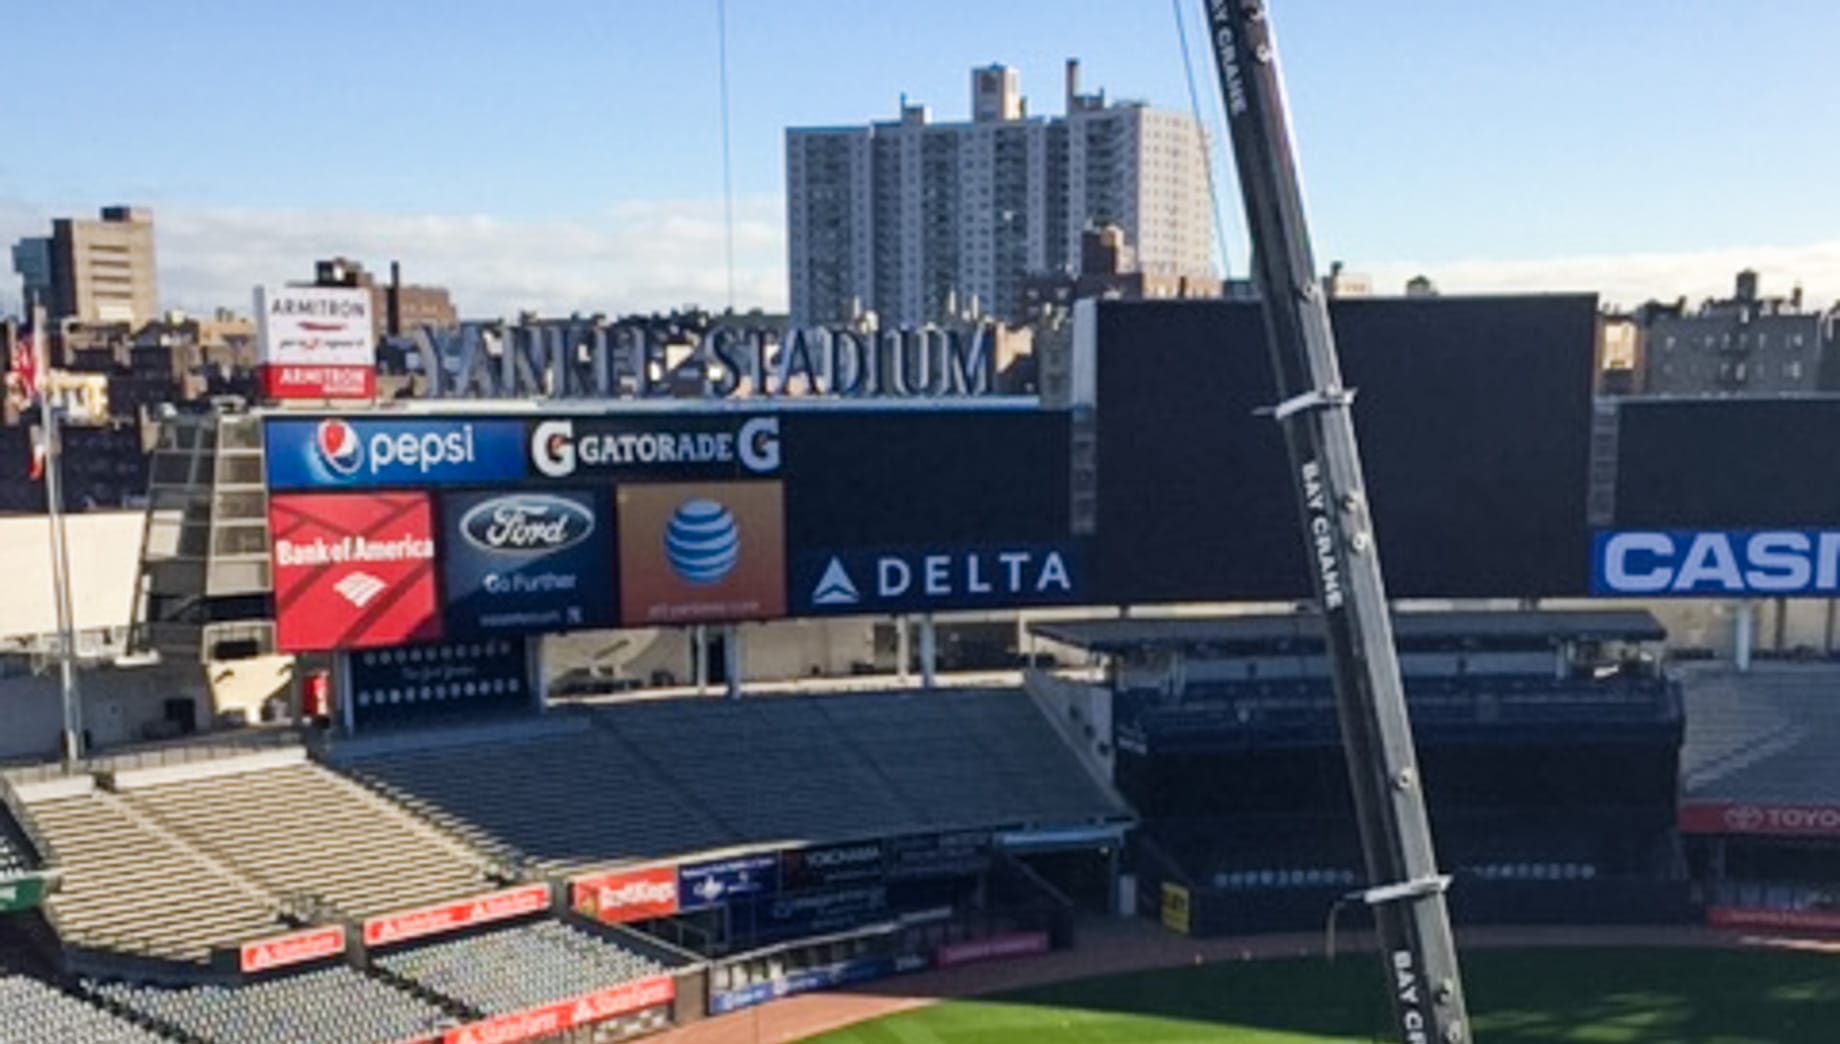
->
[812, 557, 860, 606]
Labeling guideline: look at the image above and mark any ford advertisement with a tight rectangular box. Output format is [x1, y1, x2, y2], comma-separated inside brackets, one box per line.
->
[440, 489, 614, 636]
[1591, 529, 1840, 596]
[265, 417, 528, 490]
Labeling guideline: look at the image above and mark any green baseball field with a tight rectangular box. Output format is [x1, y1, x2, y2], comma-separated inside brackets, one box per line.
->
[807, 948, 1840, 1043]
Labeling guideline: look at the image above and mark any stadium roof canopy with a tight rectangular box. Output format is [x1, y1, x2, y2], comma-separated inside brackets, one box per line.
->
[1031, 609, 1666, 656]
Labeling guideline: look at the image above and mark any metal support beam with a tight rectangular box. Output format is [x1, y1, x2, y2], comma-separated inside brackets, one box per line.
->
[919, 614, 938, 689]
[895, 615, 911, 683]
[693, 625, 709, 695]
[1206, 5, 1470, 1042]
[1735, 602, 1754, 673]
[723, 624, 742, 700]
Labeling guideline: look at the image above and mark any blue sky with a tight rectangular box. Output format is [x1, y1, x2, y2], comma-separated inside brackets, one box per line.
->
[4, 1, 1839, 315]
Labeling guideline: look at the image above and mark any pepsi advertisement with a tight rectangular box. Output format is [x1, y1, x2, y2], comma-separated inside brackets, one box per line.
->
[265, 416, 527, 490]
[440, 489, 615, 636]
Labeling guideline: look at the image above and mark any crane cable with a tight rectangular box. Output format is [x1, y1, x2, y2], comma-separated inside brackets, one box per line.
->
[717, 0, 737, 313]
[1172, 0, 1234, 281]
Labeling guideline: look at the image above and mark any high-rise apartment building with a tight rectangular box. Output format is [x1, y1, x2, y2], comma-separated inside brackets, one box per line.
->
[787, 61, 1214, 327]
[46, 206, 160, 325]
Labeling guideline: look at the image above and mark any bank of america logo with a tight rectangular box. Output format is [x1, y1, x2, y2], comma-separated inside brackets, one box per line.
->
[812, 557, 859, 606]
[334, 571, 387, 608]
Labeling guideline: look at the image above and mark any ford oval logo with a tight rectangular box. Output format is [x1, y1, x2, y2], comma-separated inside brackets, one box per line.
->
[460, 495, 595, 554]
[664, 498, 739, 585]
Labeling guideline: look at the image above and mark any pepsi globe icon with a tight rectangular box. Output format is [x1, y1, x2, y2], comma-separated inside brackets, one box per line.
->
[664, 499, 740, 585]
[315, 418, 363, 477]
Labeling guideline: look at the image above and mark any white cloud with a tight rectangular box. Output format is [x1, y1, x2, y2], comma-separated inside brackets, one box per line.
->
[4, 194, 1837, 320]
[1361, 242, 1840, 311]
[0, 195, 789, 320]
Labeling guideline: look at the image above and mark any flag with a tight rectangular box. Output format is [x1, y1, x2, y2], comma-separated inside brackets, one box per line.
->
[10, 325, 45, 481]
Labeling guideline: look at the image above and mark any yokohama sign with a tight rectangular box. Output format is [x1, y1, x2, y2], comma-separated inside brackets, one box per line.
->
[570, 865, 679, 924]
[363, 883, 551, 947]
[441, 976, 675, 1044]
[238, 925, 347, 973]
[1679, 801, 1840, 839]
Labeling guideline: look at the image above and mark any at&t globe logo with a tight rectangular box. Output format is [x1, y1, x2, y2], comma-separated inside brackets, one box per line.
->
[665, 499, 739, 585]
[315, 418, 363, 477]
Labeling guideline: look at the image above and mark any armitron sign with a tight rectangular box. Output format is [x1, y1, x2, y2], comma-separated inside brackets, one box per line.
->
[362, 883, 551, 947]
[255, 285, 377, 401]
[407, 321, 995, 401]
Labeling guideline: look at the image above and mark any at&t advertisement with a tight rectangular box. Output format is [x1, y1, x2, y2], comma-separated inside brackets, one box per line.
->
[616, 481, 786, 624]
[268, 492, 442, 651]
[440, 489, 614, 636]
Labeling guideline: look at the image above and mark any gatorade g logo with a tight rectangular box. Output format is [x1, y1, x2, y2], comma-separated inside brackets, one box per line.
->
[531, 417, 781, 479]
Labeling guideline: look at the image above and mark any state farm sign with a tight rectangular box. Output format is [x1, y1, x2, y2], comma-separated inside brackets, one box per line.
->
[441, 976, 675, 1044]
[255, 285, 376, 401]
[570, 865, 679, 924]
[363, 883, 550, 947]
[1679, 802, 1840, 839]
[238, 925, 347, 973]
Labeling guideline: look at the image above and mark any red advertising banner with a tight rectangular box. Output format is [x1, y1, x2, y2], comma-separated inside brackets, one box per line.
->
[238, 925, 347, 974]
[570, 865, 679, 924]
[440, 976, 675, 1044]
[259, 364, 376, 401]
[269, 492, 442, 652]
[1679, 801, 1840, 839]
[934, 930, 1050, 969]
[1708, 906, 1840, 933]
[362, 883, 551, 947]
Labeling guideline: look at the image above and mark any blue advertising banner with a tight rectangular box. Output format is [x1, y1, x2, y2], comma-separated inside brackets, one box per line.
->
[440, 489, 615, 636]
[707, 955, 897, 1016]
[347, 638, 530, 730]
[677, 853, 780, 910]
[264, 417, 527, 490]
[1592, 529, 1840, 596]
[789, 542, 1084, 616]
[735, 884, 888, 939]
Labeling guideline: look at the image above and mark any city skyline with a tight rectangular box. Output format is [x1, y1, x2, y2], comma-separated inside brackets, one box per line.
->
[4, 1, 1840, 317]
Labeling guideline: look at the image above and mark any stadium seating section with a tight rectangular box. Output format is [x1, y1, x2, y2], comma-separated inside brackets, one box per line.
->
[0, 974, 167, 1044]
[91, 967, 454, 1044]
[343, 688, 1130, 874]
[375, 919, 665, 1016]
[1680, 664, 1840, 805]
[23, 787, 283, 962]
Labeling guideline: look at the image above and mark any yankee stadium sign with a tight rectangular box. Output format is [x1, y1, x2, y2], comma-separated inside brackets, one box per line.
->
[404, 320, 997, 401]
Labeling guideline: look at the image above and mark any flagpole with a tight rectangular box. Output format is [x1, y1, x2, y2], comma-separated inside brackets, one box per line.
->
[32, 302, 83, 767]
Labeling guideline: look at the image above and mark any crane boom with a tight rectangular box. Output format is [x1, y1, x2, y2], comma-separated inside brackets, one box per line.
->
[1202, 3, 1472, 1042]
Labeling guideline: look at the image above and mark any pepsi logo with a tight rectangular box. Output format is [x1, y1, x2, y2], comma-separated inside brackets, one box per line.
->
[315, 419, 363, 477]
[664, 499, 739, 585]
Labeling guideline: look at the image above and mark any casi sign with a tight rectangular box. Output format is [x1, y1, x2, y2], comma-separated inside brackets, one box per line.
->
[1592, 529, 1840, 596]
[405, 321, 997, 400]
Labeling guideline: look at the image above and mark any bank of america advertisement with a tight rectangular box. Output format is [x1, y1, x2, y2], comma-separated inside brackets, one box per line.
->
[440, 489, 615, 636]
[254, 285, 377, 401]
[269, 492, 442, 651]
[617, 481, 785, 624]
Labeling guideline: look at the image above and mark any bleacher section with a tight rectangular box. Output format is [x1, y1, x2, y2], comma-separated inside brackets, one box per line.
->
[23, 786, 283, 962]
[1681, 664, 1840, 804]
[343, 688, 1131, 875]
[375, 920, 665, 1016]
[91, 967, 453, 1044]
[0, 825, 31, 878]
[116, 759, 491, 920]
[0, 975, 167, 1044]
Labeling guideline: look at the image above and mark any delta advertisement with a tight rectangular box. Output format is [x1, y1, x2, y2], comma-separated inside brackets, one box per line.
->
[791, 543, 1083, 616]
[268, 492, 441, 652]
[440, 489, 614, 636]
[617, 482, 786, 624]
[254, 285, 377, 401]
